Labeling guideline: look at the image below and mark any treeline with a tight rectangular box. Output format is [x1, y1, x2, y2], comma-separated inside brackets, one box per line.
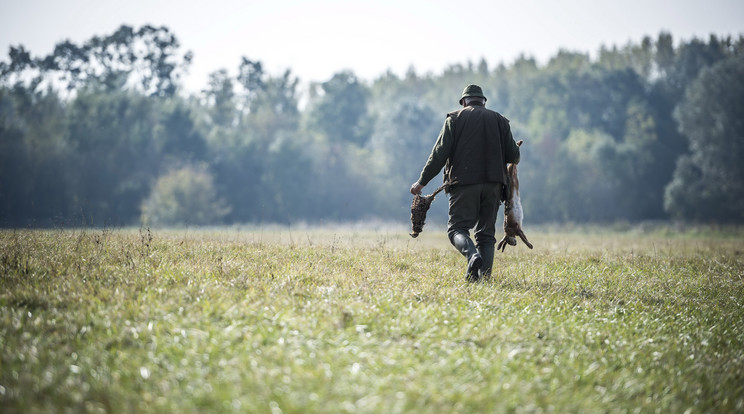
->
[1, 25, 743, 227]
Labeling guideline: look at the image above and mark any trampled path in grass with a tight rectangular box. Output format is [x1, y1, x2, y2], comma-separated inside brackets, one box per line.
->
[1, 226, 743, 413]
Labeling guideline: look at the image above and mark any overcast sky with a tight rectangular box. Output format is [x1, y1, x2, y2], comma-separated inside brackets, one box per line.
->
[2, 0, 743, 93]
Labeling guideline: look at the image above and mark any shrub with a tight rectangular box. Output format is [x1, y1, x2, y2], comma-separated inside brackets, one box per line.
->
[141, 164, 230, 226]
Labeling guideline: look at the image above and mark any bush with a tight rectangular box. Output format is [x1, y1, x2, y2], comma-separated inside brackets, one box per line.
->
[141, 164, 230, 226]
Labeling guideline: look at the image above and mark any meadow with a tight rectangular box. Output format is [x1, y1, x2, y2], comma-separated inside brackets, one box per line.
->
[1, 225, 743, 413]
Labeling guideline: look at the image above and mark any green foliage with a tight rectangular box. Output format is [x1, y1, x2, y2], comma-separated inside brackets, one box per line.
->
[368, 98, 443, 217]
[305, 71, 373, 146]
[65, 90, 160, 224]
[2, 28, 744, 226]
[1, 228, 743, 412]
[0, 86, 74, 225]
[665, 55, 744, 221]
[153, 99, 206, 162]
[3, 25, 192, 97]
[141, 164, 230, 226]
[202, 61, 313, 224]
[202, 69, 237, 128]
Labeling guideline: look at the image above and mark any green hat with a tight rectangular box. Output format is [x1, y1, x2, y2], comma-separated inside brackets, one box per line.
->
[459, 84, 487, 105]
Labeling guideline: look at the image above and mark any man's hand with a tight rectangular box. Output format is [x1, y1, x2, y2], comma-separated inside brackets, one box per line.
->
[410, 182, 424, 195]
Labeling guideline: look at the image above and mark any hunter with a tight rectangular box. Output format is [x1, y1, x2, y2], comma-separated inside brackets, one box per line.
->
[410, 84, 521, 282]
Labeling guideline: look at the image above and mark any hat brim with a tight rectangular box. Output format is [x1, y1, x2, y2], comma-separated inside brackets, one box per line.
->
[459, 95, 487, 105]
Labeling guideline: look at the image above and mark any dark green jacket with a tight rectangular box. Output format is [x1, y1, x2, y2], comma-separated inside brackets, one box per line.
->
[417, 103, 520, 188]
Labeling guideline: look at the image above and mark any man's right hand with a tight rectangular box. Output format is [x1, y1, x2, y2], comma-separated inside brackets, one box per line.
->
[410, 182, 424, 195]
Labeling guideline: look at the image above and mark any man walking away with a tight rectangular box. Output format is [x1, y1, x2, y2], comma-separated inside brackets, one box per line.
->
[410, 84, 520, 283]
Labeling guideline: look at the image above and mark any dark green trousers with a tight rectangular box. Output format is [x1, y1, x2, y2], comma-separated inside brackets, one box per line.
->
[447, 182, 502, 245]
[447, 182, 502, 278]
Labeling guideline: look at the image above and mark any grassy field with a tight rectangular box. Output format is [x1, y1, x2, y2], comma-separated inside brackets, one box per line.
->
[1, 225, 743, 413]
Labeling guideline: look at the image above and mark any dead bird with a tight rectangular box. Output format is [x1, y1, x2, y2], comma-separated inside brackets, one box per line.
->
[409, 183, 449, 238]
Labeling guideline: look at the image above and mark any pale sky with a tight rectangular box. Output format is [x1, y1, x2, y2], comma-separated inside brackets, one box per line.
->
[1, 0, 743, 93]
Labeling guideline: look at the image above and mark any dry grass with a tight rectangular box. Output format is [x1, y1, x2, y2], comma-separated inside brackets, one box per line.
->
[1, 225, 743, 413]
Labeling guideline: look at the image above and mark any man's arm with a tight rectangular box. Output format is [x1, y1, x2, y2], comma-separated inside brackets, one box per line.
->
[417, 116, 455, 186]
[503, 123, 520, 164]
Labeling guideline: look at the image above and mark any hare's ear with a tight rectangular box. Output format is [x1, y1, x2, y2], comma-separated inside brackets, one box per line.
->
[518, 230, 533, 249]
[497, 237, 507, 252]
[516, 140, 523, 147]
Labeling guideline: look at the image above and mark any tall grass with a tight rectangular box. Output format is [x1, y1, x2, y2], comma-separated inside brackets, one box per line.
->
[1, 226, 743, 413]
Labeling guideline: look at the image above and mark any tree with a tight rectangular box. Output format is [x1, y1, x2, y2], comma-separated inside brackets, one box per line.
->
[65, 90, 160, 224]
[3, 30, 744, 227]
[141, 164, 230, 226]
[544, 129, 620, 222]
[665, 56, 744, 221]
[202, 69, 237, 128]
[7, 25, 192, 96]
[0, 46, 37, 87]
[153, 99, 206, 162]
[199, 59, 310, 223]
[368, 98, 442, 216]
[305, 71, 372, 146]
[0, 85, 72, 226]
